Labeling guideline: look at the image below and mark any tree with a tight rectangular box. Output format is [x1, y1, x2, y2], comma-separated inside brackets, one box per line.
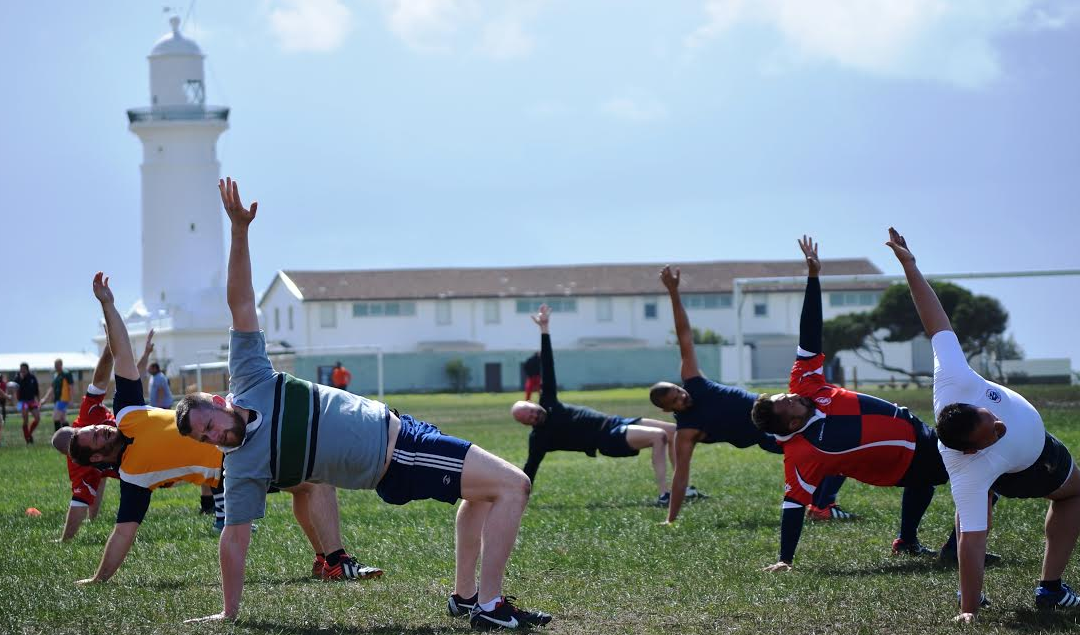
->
[445, 358, 471, 393]
[823, 281, 1009, 385]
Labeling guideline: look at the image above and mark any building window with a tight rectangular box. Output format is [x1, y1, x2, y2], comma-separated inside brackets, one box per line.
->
[684, 293, 733, 309]
[596, 297, 613, 322]
[753, 301, 768, 317]
[436, 300, 452, 325]
[829, 292, 880, 307]
[644, 300, 658, 320]
[353, 301, 417, 317]
[483, 300, 500, 324]
[274, 307, 280, 332]
[288, 306, 294, 330]
[184, 79, 205, 105]
[515, 298, 577, 314]
[319, 303, 337, 328]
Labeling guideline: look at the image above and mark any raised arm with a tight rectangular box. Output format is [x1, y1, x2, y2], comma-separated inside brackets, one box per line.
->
[661, 266, 701, 380]
[136, 329, 155, 378]
[797, 236, 823, 356]
[886, 227, 952, 338]
[91, 340, 113, 392]
[93, 273, 138, 381]
[219, 177, 260, 332]
[533, 305, 558, 405]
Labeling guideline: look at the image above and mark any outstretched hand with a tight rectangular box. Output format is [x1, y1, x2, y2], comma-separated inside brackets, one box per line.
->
[660, 265, 680, 292]
[885, 227, 915, 265]
[143, 328, 156, 356]
[762, 561, 793, 573]
[531, 304, 551, 329]
[184, 612, 235, 624]
[92, 272, 114, 305]
[798, 235, 820, 276]
[219, 177, 257, 227]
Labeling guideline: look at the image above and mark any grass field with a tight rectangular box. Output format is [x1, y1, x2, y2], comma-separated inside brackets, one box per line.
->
[2, 385, 1080, 634]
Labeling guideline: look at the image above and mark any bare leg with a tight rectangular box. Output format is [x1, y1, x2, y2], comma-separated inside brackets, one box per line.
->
[454, 499, 490, 598]
[459, 445, 531, 604]
[636, 418, 676, 468]
[285, 483, 342, 554]
[89, 480, 106, 521]
[1042, 467, 1080, 581]
[625, 425, 669, 495]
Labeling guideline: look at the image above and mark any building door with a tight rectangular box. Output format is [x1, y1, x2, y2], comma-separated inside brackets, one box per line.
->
[484, 363, 503, 393]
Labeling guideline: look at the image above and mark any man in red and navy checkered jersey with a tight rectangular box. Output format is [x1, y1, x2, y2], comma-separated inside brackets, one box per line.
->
[52, 340, 122, 541]
[753, 236, 971, 573]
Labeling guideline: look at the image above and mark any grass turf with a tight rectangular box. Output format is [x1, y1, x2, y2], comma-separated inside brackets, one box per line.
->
[1, 385, 1080, 634]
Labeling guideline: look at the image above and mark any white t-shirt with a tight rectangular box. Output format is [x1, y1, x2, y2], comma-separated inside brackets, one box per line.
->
[932, 330, 1045, 532]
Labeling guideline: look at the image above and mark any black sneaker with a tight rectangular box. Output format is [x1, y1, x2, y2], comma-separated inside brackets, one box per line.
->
[1036, 583, 1080, 610]
[939, 545, 1001, 567]
[956, 590, 992, 609]
[892, 538, 937, 557]
[448, 592, 478, 617]
[470, 596, 551, 630]
[654, 492, 671, 507]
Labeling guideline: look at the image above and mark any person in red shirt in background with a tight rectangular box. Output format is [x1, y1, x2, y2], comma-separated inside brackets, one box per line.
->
[331, 361, 352, 392]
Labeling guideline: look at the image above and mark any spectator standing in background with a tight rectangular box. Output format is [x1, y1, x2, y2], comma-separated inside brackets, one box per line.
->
[331, 361, 352, 392]
[522, 352, 541, 401]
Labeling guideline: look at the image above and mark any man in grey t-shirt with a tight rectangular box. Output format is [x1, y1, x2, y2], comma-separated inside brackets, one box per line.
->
[147, 363, 173, 409]
[177, 178, 551, 631]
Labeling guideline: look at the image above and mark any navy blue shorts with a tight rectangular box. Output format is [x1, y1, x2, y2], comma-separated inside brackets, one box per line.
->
[375, 414, 473, 506]
[595, 416, 641, 458]
[993, 432, 1074, 499]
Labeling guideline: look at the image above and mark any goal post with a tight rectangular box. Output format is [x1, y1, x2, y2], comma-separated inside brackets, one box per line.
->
[732, 268, 1080, 388]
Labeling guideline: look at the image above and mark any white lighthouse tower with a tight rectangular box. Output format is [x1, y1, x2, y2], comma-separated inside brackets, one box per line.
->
[98, 16, 234, 369]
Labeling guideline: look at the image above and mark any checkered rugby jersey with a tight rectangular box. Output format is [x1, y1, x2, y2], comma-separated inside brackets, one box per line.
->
[777, 352, 921, 508]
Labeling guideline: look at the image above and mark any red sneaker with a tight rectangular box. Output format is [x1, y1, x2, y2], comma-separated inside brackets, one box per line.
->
[321, 554, 384, 580]
[807, 503, 856, 521]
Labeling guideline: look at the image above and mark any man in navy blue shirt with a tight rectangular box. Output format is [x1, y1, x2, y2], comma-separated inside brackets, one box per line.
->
[649, 265, 849, 523]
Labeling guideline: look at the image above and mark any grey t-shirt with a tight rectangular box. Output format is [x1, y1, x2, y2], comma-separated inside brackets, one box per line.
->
[222, 329, 390, 525]
[148, 372, 173, 409]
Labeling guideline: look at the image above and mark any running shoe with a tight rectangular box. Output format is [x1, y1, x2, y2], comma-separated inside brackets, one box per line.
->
[654, 492, 671, 507]
[892, 538, 937, 557]
[321, 553, 383, 580]
[470, 596, 551, 631]
[448, 592, 479, 617]
[807, 503, 856, 521]
[1036, 583, 1080, 610]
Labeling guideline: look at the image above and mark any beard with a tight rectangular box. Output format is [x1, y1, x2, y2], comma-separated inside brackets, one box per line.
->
[217, 410, 248, 448]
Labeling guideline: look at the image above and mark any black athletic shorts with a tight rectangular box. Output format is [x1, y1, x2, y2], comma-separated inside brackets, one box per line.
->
[896, 418, 950, 488]
[595, 416, 641, 458]
[992, 432, 1074, 499]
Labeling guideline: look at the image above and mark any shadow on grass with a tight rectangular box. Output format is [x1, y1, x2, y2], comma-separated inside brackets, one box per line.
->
[240, 621, 469, 634]
[1002, 608, 1080, 632]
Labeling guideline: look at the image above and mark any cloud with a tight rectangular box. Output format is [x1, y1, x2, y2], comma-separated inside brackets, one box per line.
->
[600, 97, 667, 123]
[268, 0, 354, 53]
[382, 0, 540, 58]
[685, 0, 1079, 88]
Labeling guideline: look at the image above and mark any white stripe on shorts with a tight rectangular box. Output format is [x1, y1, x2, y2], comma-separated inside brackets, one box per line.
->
[392, 449, 464, 472]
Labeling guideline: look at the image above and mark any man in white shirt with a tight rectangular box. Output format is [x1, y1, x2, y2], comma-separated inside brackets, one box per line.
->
[887, 227, 1080, 623]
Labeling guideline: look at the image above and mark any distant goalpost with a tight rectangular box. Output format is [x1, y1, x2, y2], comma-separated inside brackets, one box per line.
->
[732, 268, 1080, 388]
[188, 344, 385, 400]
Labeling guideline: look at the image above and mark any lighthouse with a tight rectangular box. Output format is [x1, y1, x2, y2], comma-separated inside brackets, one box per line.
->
[99, 16, 234, 368]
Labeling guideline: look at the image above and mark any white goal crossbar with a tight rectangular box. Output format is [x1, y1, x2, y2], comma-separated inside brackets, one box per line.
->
[732, 268, 1080, 387]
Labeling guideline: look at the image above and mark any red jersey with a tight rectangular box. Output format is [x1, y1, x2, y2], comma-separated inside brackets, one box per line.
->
[778, 353, 921, 507]
[67, 389, 119, 507]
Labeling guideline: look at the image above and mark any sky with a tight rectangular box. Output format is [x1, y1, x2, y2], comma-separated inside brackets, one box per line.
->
[0, 0, 1077, 369]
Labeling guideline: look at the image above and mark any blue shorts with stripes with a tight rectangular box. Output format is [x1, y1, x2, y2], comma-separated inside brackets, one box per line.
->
[375, 414, 473, 505]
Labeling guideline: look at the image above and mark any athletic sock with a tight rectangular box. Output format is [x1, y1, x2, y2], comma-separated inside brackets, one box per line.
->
[1041, 579, 1063, 592]
[200, 495, 214, 514]
[213, 492, 225, 523]
[326, 549, 348, 566]
[54, 421, 62, 432]
[898, 485, 934, 543]
[478, 597, 502, 612]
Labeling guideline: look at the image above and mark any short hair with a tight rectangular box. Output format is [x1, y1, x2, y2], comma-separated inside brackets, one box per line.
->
[751, 394, 788, 435]
[51, 426, 75, 455]
[648, 382, 675, 408]
[175, 393, 216, 436]
[936, 403, 982, 451]
[19, 363, 28, 371]
[68, 430, 96, 466]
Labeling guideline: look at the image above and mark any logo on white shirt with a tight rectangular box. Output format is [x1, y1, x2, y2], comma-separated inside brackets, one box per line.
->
[986, 388, 1002, 403]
